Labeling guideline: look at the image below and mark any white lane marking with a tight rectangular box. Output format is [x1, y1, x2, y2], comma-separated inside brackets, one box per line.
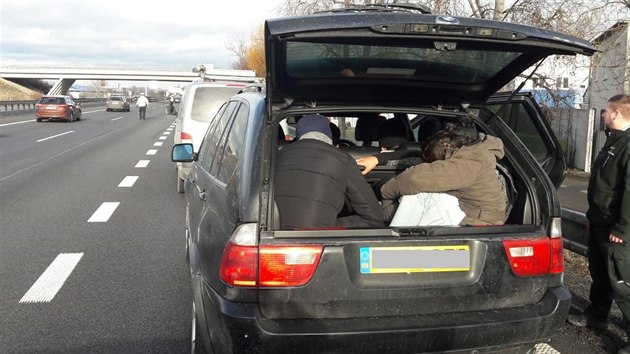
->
[19, 253, 84, 303]
[163, 131, 171, 135]
[36, 130, 74, 142]
[135, 160, 150, 168]
[153, 142, 163, 147]
[581, 190, 587, 194]
[159, 136, 167, 140]
[111, 116, 124, 121]
[0, 128, 120, 183]
[166, 128, 173, 131]
[87, 202, 120, 222]
[82, 109, 104, 114]
[118, 176, 139, 187]
[560, 184, 567, 188]
[146, 149, 157, 155]
[0, 120, 35, 127]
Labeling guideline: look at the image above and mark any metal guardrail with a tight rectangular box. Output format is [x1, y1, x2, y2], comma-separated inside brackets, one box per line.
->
[0, 98, 106, 113]
[562, 207, 588, 256]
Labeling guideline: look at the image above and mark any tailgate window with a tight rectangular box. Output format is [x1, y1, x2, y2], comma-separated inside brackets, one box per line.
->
[286, 41, 521, 84]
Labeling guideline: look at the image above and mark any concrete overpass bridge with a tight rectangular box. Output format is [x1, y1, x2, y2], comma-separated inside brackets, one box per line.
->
[0, 66, 258, 95]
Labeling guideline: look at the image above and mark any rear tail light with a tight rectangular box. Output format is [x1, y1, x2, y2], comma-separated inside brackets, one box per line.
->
[181, 132, 193, 143]
[503, 237, 551, 277]
[219, 223, 324, 287]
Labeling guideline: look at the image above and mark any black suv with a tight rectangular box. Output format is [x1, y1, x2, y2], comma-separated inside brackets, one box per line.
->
[172, 7, 595, 354]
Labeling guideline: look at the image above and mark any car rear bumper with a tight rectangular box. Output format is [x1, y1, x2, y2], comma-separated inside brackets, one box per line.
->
[200, 281, 570, 354]
[36, 113, 69, 119]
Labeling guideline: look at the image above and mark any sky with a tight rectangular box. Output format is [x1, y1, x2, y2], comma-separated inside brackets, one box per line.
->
[0, 0, 284, 71]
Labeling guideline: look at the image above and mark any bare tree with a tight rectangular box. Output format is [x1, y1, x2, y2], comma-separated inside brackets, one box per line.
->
[225, 33, 249, 70]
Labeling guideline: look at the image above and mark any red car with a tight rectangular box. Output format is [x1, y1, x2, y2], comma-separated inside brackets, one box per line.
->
[35, 95, 82, 122]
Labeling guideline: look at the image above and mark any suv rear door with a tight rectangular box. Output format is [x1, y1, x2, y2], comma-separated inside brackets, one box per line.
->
[484, 92, 567, 188]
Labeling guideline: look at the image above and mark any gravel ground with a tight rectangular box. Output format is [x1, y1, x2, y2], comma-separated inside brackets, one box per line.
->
[560, 250, 628, 353]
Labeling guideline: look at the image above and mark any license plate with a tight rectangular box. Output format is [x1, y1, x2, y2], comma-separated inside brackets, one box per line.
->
[360, 246, 470, 274]
[46, 106, 56, 110]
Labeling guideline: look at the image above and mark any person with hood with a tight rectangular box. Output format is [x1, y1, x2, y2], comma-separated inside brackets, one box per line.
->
[274, 114, 384, 229]
[380, 129, 506, 226]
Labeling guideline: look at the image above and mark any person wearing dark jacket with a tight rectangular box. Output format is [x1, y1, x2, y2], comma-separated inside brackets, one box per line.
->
[567, 94, 630, 354]
[274, 114, 384, 229]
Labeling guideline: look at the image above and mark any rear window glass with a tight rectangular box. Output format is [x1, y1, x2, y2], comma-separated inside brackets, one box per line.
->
[190, 87, 242, 123]
[285, 41, 521, 84]
[109, 97, 123, 101]
[38, 97, 65, 104]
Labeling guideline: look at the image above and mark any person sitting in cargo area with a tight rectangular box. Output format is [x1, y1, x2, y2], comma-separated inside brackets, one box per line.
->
[274, 114, 384, 229]
[380, 129, 507, 226]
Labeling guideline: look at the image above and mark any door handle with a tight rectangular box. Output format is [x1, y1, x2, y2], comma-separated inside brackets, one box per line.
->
[198, 190, 206, 201]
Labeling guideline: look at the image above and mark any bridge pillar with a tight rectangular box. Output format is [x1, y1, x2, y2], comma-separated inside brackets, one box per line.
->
[47, 78, 76, 96]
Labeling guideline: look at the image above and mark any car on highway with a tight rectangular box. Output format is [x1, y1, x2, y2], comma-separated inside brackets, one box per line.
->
[173, 81, 246, 192]
[35, 95, 82, 122]
[172, 6, 595, 354]
[105, 95, 130, 112]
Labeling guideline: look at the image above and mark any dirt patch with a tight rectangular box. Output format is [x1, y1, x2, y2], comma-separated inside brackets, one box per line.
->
[0, 78, 42, 101]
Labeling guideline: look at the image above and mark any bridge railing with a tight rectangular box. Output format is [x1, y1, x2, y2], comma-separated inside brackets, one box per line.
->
[0, 98, 107, 114]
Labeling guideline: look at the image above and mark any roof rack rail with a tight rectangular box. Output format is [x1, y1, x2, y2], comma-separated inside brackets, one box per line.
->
[238, 83, 265, 94]
[317, 3, 431, 15]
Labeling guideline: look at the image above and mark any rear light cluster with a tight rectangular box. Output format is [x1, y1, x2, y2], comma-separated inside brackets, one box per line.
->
[219, 224, 323, 287]
[502, 217, 564, 277]
[181, 132, 193, 144]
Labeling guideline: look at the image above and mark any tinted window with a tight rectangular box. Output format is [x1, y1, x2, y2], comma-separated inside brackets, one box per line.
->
[197, 103, 228, 168]
[38, 97, 65, 104]
[190, 86, 242, 123]
[488, 102, 550, 158]
[109, 97, 123, 101]
[198, 102, 238, 172]
[216, 103, 249, 183]
[286, 41, 521, 84]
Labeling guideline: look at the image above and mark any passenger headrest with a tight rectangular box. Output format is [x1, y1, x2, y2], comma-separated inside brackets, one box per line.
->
[355, 113, 386, 146]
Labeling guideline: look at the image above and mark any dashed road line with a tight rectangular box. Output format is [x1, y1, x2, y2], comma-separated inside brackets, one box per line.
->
[146, 149, 157, 155]
[581, 190, 587, 193]
[111, 116, 124, 121]
[163, 131, 170, 135]
[153, 142, 163, 147]
[135, 160, 150, 168]
[36, 130, 74, 142]
[19, 253, 84, 303]
[159, 136, 167, 140]
[87, 202, 120, 222]
[0, 120, 34, 127]
[118, 176, 139, 187]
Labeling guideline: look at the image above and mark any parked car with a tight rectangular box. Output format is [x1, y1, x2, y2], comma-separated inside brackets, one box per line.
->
[173, 82, 246, 192]
[35, 95, 82, 122]
[172, 6, 595, 354]
[105, 95, 130, 112]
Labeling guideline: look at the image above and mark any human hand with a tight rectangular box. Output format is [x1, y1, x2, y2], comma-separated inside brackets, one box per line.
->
[356, 156, 378, 175]
[610, 233, 624, 243]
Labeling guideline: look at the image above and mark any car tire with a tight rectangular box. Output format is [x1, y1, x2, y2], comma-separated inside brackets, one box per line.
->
[191, 301, 209, 354]
[67, 112, 74, 122]
[36, 118, 42, 122]
[106, 108, 110, 112]
[177, 177, 185, 193]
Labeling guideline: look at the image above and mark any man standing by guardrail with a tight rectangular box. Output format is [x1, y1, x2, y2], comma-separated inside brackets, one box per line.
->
[136, 92, 149, 120]
[567, 94, 630, 354]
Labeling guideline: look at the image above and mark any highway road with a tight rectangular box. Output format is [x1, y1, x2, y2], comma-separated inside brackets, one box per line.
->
[0, 105, 191, 353]
[0, 105, 598, 353]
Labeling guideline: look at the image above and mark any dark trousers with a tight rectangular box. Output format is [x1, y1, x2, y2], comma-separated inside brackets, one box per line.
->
[586, 224, 614, 322]
[139, 106, 146, 119]
[587, 224, 630, 326]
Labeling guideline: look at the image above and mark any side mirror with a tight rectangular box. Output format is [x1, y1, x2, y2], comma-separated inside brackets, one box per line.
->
[172, 143, 195, 162]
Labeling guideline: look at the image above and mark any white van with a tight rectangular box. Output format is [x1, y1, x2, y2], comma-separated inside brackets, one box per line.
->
[173, 82, 246, 192]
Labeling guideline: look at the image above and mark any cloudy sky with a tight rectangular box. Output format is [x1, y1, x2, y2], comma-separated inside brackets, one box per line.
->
[1, 0, 284, 70]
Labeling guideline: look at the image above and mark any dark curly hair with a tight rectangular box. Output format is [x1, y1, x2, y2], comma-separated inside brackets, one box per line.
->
[421, 130, 472, 162]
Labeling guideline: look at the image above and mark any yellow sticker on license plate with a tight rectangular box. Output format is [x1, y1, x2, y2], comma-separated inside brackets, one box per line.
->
[360, 246, 470, 274]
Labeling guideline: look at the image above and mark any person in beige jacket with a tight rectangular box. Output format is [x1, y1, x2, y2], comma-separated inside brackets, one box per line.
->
[379, 130, 506, 226]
